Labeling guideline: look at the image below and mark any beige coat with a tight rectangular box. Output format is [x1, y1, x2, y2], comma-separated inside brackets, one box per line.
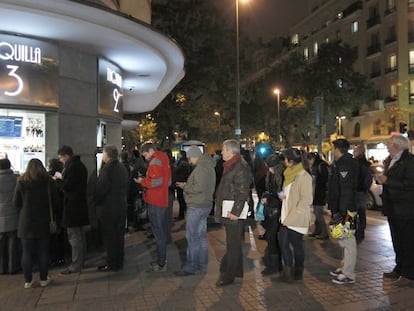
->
[282, 169, 313, 229]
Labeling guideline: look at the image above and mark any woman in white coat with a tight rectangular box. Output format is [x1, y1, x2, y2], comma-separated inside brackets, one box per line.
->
[278, 148, 313, 282]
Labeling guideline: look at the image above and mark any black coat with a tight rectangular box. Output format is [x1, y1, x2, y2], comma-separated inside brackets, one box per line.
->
[95, 159, 129, 221]
[328, 153, 358, 217]
[13, 177, 59, 239]
[382, 150, 414, 219]
[61, 155, 89, 227]
[311, 160, 329, 206]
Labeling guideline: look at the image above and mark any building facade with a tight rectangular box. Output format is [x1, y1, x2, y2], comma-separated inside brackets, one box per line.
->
[289, 0, 414, 161]
[0, 0, 184, 173]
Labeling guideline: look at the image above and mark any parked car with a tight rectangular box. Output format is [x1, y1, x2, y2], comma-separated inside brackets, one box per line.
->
[366, 163, 384, 210]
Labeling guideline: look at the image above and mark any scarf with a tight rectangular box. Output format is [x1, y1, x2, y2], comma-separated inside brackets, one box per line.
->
[283, 162, 304, 187]
[223, 154, 241, 174]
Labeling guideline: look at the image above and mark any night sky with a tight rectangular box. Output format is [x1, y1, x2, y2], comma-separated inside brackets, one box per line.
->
[214, 0, 310, 41]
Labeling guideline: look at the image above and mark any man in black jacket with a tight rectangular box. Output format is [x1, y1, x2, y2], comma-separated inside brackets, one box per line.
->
[328, 139, 358, 285]
[95, 145, 129, 271]
[57, 145, 89, 275]
[378, 134, 414, 287]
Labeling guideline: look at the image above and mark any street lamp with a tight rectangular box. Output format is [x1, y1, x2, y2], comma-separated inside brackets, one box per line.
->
[336, 115, 346, 136]
[235, 0, 249, 142]
[273, 88, 281, 143]
[214, 111, 221, 127]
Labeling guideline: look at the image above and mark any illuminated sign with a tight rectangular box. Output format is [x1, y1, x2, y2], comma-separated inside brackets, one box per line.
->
[98, 58, 123, 119]
[0, 34, 59, 107]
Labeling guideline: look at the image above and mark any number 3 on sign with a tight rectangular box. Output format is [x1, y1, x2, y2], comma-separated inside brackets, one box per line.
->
[4, 65, 23, 96]
[113, 88, 122, 112]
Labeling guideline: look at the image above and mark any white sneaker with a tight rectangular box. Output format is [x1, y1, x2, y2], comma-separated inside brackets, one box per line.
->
[24, 281, 34, 289]
[329, 268, 342, 277]
[39, 277, 52, 287]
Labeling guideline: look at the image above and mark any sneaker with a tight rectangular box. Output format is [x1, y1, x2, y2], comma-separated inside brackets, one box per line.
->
[329, 268, 342, 277]
[24, 281, 34, 289]
[149, 260, 167, 267]
[146, 264, 166, 273]
[332, 273, 355, 285]
[39, 277, 52, 287]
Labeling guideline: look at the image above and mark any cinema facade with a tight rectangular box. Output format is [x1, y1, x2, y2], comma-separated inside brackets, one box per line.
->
[0, 0, 185, 173]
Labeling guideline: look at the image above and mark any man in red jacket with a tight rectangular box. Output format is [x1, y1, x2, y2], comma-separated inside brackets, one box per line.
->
[136, 143, 171, 272]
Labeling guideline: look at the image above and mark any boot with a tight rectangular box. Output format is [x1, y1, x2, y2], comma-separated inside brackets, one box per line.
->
[261, 255, 281, 276]
[280, 266, 292, 283]
[293, 266, 304, 280]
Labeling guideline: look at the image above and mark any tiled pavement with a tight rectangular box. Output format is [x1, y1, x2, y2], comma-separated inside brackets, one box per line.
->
[1, 208, 413, 311]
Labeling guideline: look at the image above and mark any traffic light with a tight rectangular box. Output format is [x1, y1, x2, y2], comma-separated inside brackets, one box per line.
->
[399, 122, 408, 134]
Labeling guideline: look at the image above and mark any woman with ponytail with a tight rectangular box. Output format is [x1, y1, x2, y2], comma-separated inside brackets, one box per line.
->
[278, 148, 313, 282]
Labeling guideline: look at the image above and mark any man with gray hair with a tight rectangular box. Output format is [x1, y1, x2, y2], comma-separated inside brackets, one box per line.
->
[378, 134, 414, 287]
[95, 145, 129, 271]
[214, 139, 251, 287]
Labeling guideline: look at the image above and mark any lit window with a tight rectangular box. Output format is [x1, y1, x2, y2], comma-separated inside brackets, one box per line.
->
[291, 34, 299, 45]
[410, 0, 414, 8]
[410, 80, 414, 101]
[390, 84, 397, 98]
[351, 21, 359, 33]
[313, 42, 318, 56]
[388, 54, 397, 69]
[304, 47, 309, 60]
[387, 0, 395, 10]
[337, 12, 343, 19]
[410, 50, 414, 65]
[325, 36, 329, 43]
[337, 79, 343, 88]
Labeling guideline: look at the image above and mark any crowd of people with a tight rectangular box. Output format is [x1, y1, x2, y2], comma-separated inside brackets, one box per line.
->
[0, 134, 413, 289]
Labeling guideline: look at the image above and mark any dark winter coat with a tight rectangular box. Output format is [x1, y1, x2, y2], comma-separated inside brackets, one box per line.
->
[13, 177, 59, 239]
[61, 155, 89, 227]
[95, 159, 129, 220]
[311, 160, 329, 206]
[0, 169, 18, 232]
[328, 153, 358, 217]
[215, 156, 251, 224]
[382, 149, 414, 219]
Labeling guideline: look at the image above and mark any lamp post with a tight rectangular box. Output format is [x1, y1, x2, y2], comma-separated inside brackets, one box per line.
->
[273, 88, 281, 143]
[235, 0, 249, 142]
[214, 111, 221, 127]
[336, 115, 346, 136]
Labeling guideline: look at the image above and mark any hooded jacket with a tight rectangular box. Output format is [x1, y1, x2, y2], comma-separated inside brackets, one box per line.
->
[183, 154, 216, 208]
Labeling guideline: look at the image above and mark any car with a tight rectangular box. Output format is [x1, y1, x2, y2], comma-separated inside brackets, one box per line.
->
[366, 163, 384, 210]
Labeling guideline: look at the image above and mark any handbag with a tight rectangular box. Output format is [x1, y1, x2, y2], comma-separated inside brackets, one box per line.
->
[48, 180, 57, 234]
[255, 201, 265, 221]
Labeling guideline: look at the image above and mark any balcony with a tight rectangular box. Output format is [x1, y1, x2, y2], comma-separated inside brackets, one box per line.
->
[410, 64, 414, 74]
[343, 1, 363, 18]
[384, 7, 396, 16]
[367, 44, 381, 57]
[370, 70, 381, 78]
[366, 15, 381, 29]
[385, 66, 397, 74]
[384, 35, 396, 45]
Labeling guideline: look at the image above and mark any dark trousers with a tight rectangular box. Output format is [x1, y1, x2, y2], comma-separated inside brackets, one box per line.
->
[264, 218, 281, 256]
[101, 216, 125, 270]
[21, 238, 49, 282]
[279, 225, 304, 268]
[176, 188, 187, 218]
[0, 231, 19, 274]
[388, 217, 414, 279]
[219, 221, 245, 282]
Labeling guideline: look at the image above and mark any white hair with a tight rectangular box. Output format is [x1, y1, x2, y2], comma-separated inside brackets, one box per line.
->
[390, 134, 410, 150]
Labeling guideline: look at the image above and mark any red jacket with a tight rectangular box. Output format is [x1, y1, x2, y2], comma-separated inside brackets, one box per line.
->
[140, 151, 171, 207]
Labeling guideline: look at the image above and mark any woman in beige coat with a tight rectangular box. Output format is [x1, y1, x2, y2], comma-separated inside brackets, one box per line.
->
[278, 148, 313, 282]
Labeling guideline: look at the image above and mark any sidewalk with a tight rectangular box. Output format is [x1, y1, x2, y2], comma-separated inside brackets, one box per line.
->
[1, 209, 413, 310]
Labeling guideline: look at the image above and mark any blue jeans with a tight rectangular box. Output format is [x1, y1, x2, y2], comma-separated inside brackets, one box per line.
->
[148, 204, 168, 266]
[183, 207, 211, 273]
[67, 226, 87, 272]
[21, 238, 49, 282]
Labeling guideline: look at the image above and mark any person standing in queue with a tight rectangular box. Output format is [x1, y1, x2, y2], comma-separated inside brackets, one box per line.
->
[214, 139, 251, 287]
[95, 145, 129, 271]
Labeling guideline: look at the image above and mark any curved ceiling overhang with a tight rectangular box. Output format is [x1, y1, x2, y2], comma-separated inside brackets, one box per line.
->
[0, 0, 185, 114]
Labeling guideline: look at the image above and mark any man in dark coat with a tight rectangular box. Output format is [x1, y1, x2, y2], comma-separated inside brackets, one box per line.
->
[214, 139, 251, 287]
[95, 145, 129, 271]
[57, 145, 89, 274]
[378, 134, 414, 287]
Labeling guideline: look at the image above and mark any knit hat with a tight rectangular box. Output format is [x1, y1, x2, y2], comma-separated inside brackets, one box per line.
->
[265, 154, 281, 168]
[186, 146, 203, 158]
